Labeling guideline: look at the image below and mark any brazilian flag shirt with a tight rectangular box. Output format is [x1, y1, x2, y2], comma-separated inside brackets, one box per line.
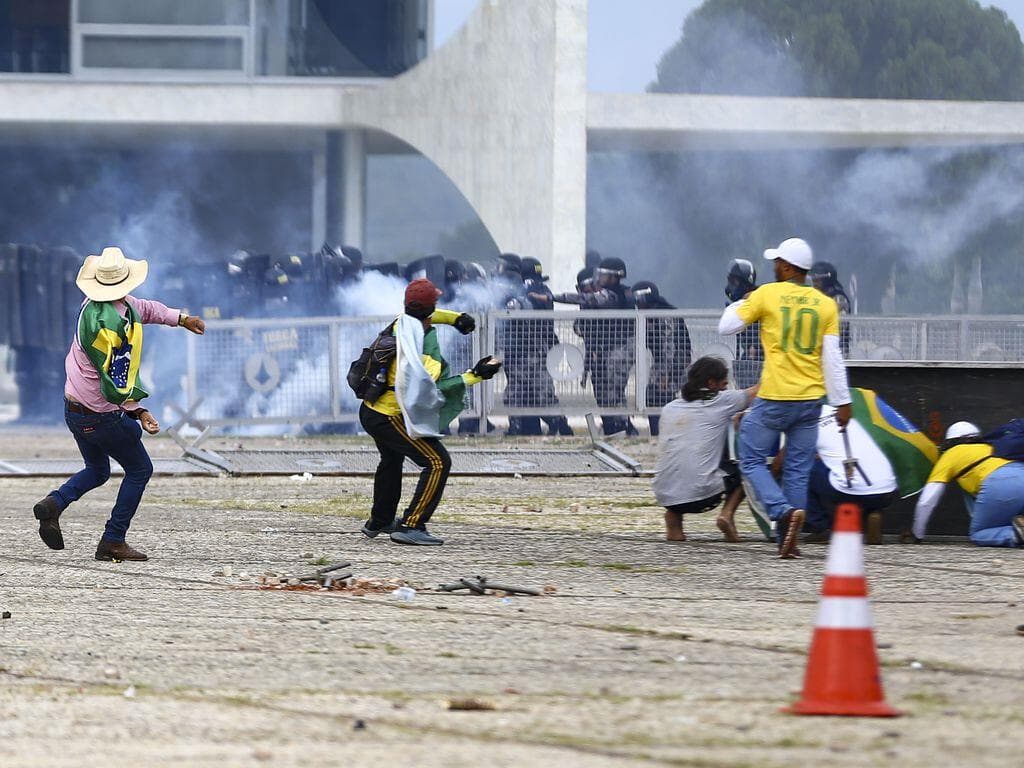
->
[77, 299, 148, 404]
[736, 281, 840, 401]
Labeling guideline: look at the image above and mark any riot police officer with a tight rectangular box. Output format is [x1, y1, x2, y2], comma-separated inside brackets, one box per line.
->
[554, 256, 637, 436]
[512, 257, 573, 436]
[725, 258, 762, 388]
[634, 280, 691, 436]
[809, 261, 852, 355]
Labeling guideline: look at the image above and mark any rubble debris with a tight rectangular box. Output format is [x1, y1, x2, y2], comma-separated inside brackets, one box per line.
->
[446, 698, 496, 711]
[1, 611, 11, 620]
[438, 576, 541, 596]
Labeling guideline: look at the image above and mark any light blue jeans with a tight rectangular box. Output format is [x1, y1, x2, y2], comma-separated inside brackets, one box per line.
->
[968, 463, 1024, 547]
[739, 398, 821, 521]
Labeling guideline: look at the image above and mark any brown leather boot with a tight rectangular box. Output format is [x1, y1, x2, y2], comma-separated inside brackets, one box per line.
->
[33, 495, 65, 550]
[95, 538, 148, 562]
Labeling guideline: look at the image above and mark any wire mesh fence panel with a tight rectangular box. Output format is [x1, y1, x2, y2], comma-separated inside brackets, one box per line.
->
[845, 317, 922, 360]
[963, 318, 1024, 361]
[189, 318, 338, 426]
[486, 310, 638, 417]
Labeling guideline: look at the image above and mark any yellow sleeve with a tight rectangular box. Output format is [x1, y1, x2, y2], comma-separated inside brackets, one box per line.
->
[735, 286, 764, 325]
[430, 308, 461, 325]
[926, 451, 957, 483]
[462, 372, 483, 386]
[821, 297, 840, 336]
[421, 355, 443, 381]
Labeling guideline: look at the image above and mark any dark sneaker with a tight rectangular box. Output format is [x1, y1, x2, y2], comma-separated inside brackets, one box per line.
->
[33, 495, 64, 550]
[361, 519, 398, 539]
[390, 527, 444, 546]
[777, 509, 805, 559]
[95, 539, 148, 562]
[1012, 515, 1024, 546]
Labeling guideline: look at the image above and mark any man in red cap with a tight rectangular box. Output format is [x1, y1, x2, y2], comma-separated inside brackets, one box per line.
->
[358, 278, 501, 545]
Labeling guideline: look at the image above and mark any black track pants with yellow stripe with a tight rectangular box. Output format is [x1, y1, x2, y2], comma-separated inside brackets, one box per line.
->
[359, 403, 452, 530]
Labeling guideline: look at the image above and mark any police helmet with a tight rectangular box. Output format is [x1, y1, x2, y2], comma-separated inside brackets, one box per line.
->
[496, 252, 522, 276]
[725, 258, 757, 302]
[444, 258, 466, 285]
[521, 257, 547, 282]
[596, 256, 627, 279]
[632, 280, 660, 307]
[339, 245, 364, 272]
[465, 262, 487, 283]
[809, 261, 839, 287]
[576, 267, 594, 292]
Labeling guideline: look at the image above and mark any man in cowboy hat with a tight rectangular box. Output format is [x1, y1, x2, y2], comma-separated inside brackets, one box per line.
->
[32, 246, 205, 561]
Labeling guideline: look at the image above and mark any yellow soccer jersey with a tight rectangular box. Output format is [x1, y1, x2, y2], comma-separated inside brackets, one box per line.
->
[927, 443, 1010, 496]
[736, 281, 839, 400]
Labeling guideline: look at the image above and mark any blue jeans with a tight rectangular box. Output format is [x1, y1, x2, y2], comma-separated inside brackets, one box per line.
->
[739, 398, 821, 521]
[969, 463, 1024, 548]
[51, 405, 154, 542]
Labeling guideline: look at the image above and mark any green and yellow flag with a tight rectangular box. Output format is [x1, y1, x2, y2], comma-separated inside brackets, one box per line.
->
[850, 387, 938, 497]
[78, 300, 148, 404]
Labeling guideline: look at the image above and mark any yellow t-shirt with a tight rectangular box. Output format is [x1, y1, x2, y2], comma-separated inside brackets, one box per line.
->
[926, 443, 1010, 496]
[736, 281, 839, 401]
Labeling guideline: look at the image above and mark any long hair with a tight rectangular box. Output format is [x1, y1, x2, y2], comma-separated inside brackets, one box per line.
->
[681, 356, 729, 402]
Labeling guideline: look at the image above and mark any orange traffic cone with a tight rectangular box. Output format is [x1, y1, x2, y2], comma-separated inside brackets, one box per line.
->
[784, 502, 901, 717]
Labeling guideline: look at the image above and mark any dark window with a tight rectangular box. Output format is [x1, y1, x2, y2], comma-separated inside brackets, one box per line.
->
[0, 0, 70, 73]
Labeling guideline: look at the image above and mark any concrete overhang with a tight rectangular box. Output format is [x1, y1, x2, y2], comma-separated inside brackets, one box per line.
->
[588, 93, 1024, 151]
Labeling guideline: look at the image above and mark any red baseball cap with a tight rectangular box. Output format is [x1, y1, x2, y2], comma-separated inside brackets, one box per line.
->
[404, 278, 442, 316]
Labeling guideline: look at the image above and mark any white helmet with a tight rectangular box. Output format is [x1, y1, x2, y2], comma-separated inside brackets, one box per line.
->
[945, 421, 981, 441]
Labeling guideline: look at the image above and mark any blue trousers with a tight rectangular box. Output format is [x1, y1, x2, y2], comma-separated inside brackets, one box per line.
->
[969, 463, 1024, 548]
[51, 405, 154, 542]
[739, 398, 821, 521]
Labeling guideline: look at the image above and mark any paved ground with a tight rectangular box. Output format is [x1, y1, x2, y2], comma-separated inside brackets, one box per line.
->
[1, 429, 1022, 767]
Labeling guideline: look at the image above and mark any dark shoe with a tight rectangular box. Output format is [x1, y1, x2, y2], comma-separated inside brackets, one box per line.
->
[777, 509, 805, 559]
[33, 495, 64, 550]
[1012, 515, 1024, 546]
[361, 519, 398, 539]
[95, 539, 148, 562]
[390, 527, 444, 546]
[865, 511, 883, 545]
[802, 529, 831, 544]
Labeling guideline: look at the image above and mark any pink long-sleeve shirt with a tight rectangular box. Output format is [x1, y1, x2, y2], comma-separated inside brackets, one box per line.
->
[65, 295, 180, 414]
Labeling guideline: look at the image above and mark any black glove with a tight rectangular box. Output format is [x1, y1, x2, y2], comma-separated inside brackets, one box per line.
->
[453, 313, 476, 334]
[471, 356, 502, 380]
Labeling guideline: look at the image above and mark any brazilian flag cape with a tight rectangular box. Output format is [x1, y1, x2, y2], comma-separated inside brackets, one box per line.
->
[850, 387, 938, 497]
[78, 300, 148, 405]
[421, 326, 468, 431]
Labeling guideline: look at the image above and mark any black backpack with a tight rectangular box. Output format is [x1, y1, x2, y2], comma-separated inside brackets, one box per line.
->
[347, 323, 397, 403]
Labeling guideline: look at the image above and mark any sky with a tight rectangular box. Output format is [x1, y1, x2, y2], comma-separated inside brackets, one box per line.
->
[433, 0, 1024, 92]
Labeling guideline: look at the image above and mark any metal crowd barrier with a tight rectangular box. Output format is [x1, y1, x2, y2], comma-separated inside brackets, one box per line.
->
[183, 311, 1024, 430]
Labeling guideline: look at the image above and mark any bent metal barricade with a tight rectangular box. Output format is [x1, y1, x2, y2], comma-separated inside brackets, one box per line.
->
[784, 503, 901, 717]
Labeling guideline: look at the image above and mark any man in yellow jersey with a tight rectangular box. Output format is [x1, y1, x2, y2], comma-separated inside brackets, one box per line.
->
[912, 422, 1024, 547]
[359, 279, 501, 546]
[718, 237, 852, 558]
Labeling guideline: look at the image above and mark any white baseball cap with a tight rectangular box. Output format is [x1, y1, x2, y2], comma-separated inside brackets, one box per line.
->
[764, 238, 813, 271]
[945, 421, 980, 440]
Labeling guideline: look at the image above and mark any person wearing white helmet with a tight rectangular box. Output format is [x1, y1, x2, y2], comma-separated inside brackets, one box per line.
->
[911, 421, 1024, 547]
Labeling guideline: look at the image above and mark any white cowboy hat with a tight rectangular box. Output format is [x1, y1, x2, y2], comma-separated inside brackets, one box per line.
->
[75, 247, 149, 302]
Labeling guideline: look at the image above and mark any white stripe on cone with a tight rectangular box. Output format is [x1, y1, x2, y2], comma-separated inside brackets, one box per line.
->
[824, 532, 865, 576]
[816, 596, 874, 629]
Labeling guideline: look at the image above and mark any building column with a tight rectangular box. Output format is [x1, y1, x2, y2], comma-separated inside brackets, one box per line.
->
[310, 134, 327, 252]
[323, 129, 367, 250]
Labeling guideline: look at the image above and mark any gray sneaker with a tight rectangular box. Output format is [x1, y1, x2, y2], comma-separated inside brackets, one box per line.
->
[390, 527, 444, 546]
